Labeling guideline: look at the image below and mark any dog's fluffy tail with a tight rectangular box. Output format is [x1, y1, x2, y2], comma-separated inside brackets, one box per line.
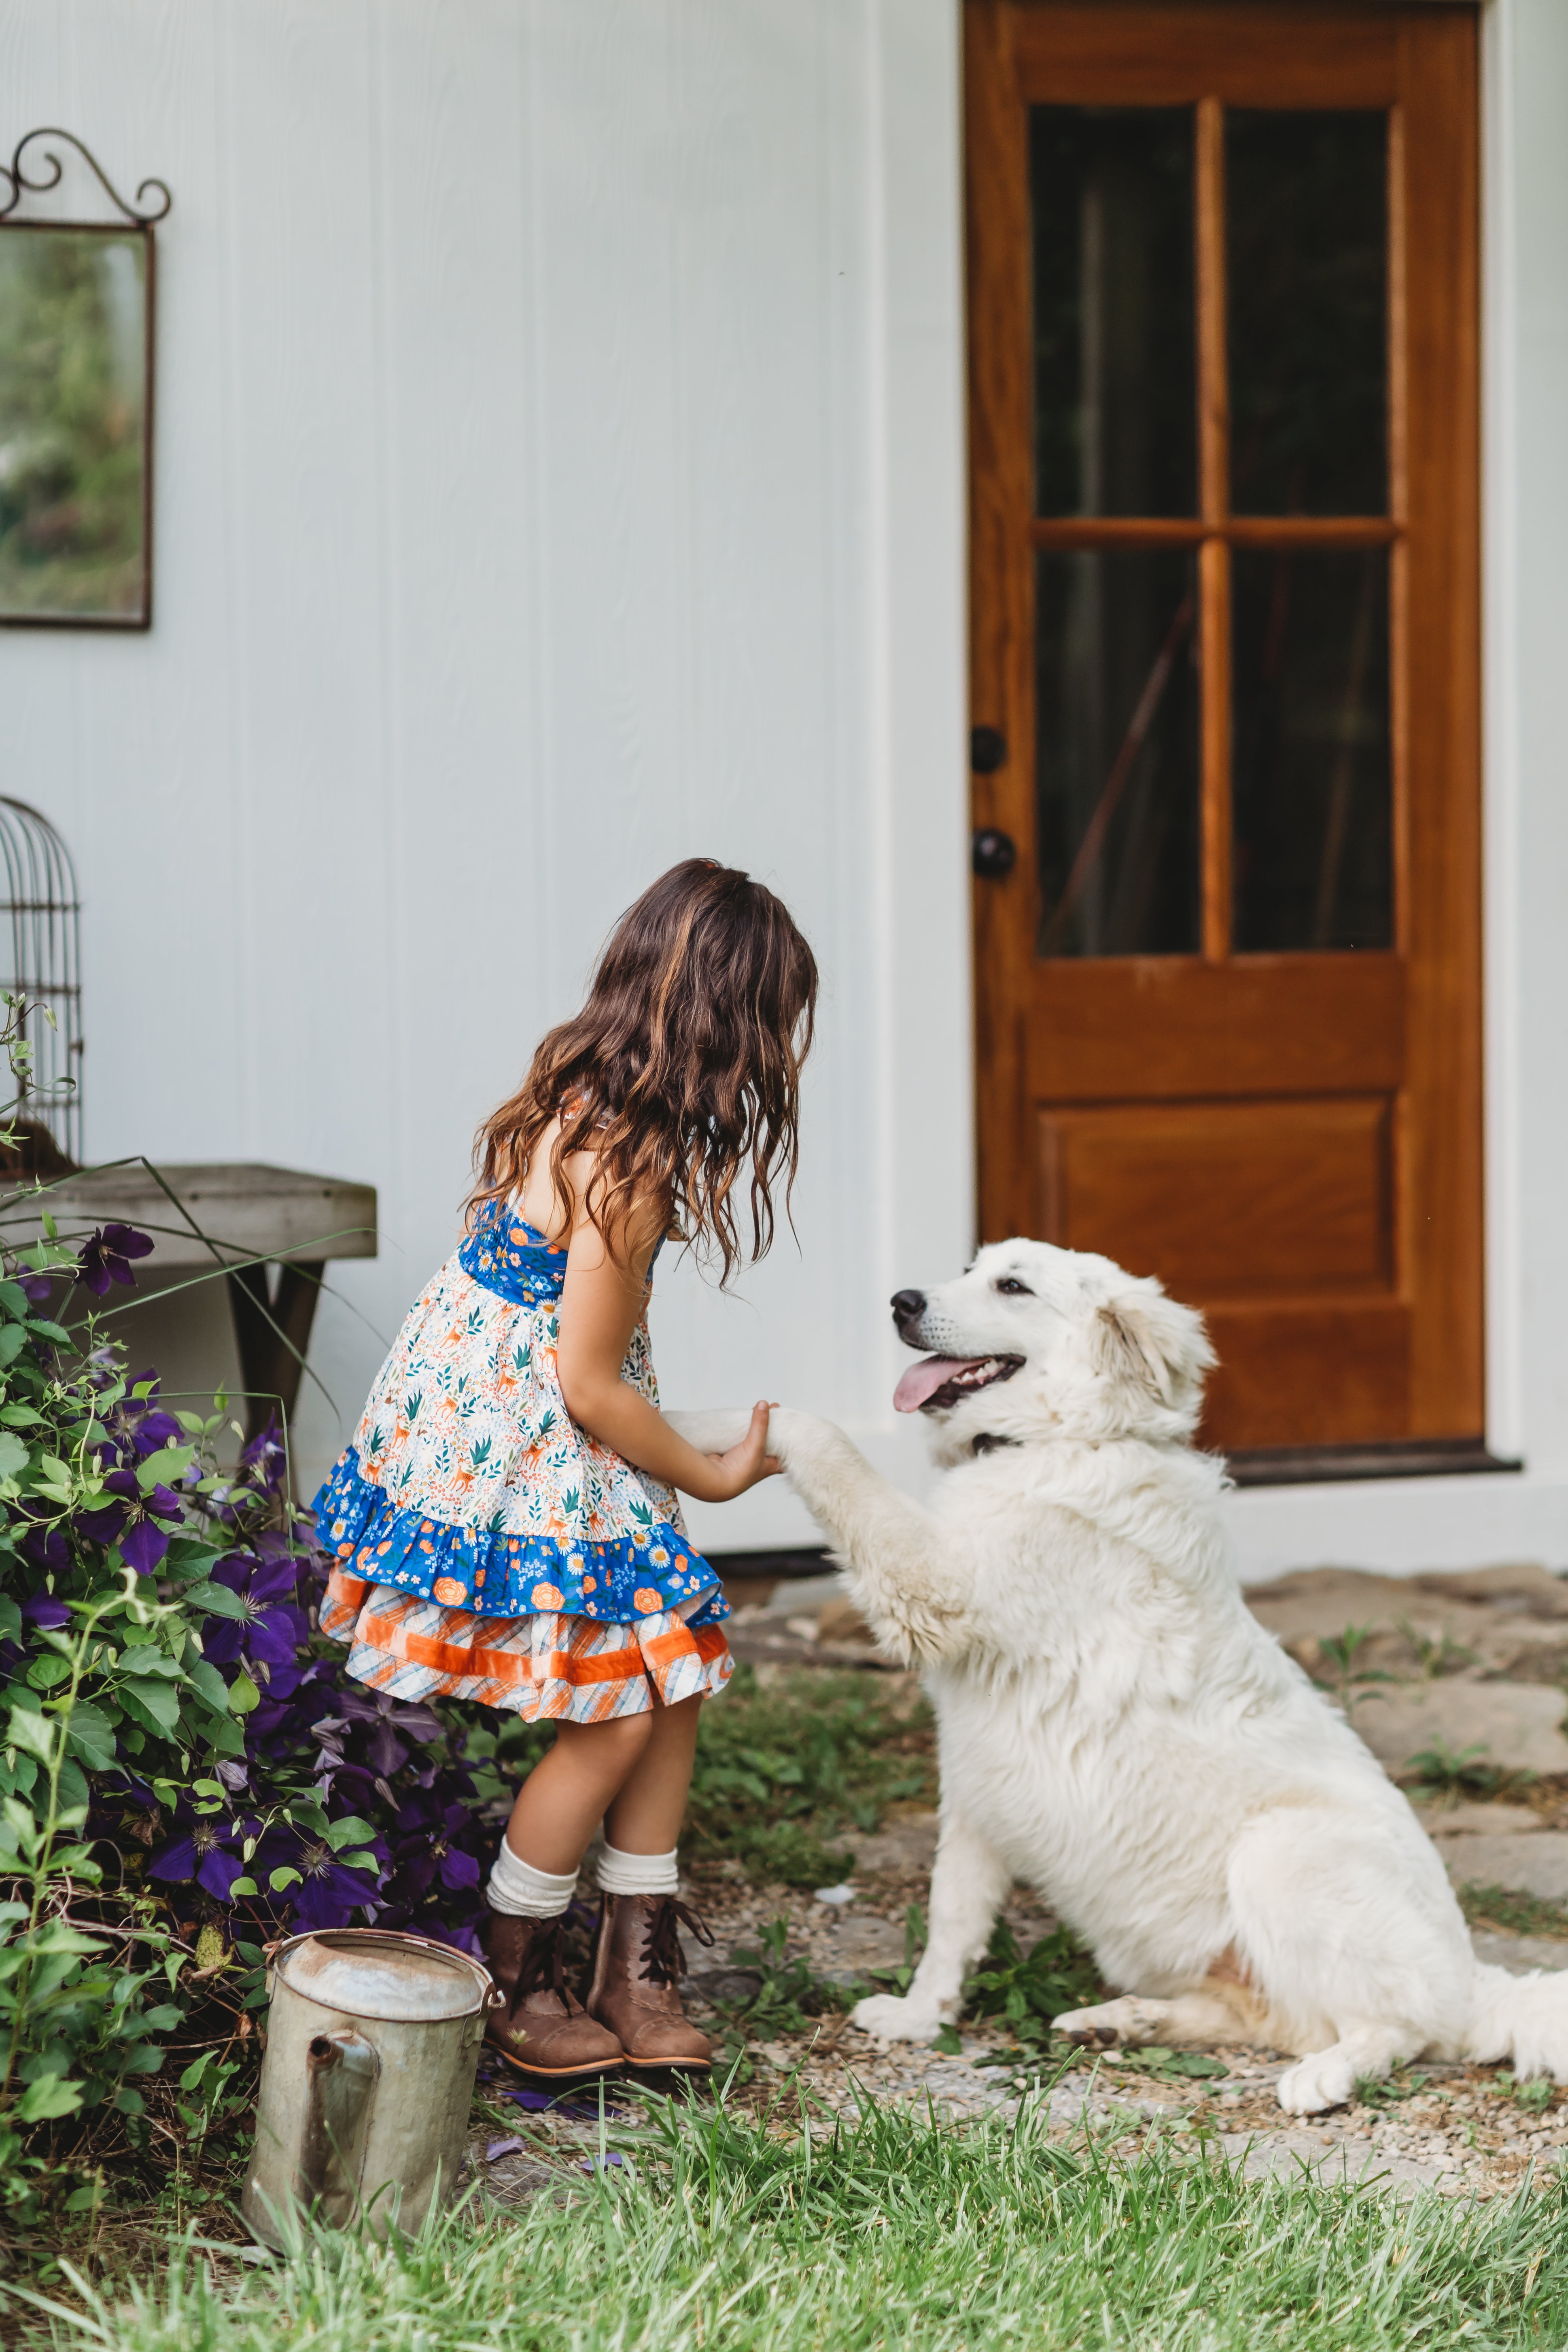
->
[1463, 1961, 1568, 2080]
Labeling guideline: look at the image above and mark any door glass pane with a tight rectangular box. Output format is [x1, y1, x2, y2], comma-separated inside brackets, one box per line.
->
[1037, 548, 1201, 956]
[1032, 108, 1196, 517]
[1231, 548, 1392, 951]
[1227, 111, 1388, 515]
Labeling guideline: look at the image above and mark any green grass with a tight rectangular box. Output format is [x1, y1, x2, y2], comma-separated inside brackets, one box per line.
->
[10, 2094, 1568, 2352]
[683, 1666, 935, 1886]
[1458, 1883, 1568, 1940]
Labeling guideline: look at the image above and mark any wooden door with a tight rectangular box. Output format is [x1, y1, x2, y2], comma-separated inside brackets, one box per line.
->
[967, 1, 1481, 1457]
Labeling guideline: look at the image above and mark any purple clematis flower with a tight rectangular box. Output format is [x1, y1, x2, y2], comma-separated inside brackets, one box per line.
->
[0, 1589, 71, 1678]
[75, 1224, 154, 1298]
[149, 1800, 255, 1902]
[198, 1550, 308, 1682]
[386, 1793, 484, 1906]
[238, 1416, 288, 1501]
[16, 1270, 53, 1307]
[18, 1521, 70, 1577]
[88, 1466, 189, 1577]
[315, 1685, 444, 1782]
[255, 1820, 388, 1931]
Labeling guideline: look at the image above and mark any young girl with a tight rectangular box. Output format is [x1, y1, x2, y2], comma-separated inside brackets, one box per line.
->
[312, 860, 817, 2081]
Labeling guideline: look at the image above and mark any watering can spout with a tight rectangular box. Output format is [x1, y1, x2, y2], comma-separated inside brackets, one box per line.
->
[300, 2029, 380, 2226]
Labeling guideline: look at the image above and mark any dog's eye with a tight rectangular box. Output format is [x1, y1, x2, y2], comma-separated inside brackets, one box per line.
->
[994, 1276, 1034, 1297]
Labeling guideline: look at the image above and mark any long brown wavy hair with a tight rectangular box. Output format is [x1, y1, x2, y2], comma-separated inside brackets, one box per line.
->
[469, 860, 818, 1283]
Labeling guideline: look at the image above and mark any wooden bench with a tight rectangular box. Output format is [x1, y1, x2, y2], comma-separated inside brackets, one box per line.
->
[5, 1161, 377, 1441]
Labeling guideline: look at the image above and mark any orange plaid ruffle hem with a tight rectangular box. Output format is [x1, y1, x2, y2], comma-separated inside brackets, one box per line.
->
[318, 1567, 734, 1724]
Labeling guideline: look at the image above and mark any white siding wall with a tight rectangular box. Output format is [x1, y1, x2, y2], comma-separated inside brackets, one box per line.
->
[0, 0, 969, 1551]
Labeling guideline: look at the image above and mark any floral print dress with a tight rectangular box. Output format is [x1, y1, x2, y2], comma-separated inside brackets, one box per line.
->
[314, 1196, 731, 1723]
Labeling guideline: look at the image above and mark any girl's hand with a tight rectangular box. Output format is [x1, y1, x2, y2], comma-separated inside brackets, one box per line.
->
[690, 1401, 781, 1503]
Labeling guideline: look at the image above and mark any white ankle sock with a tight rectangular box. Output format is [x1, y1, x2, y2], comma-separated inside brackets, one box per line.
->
[487, 1841, 578, 1919]
[597, 1841, 679, 1897]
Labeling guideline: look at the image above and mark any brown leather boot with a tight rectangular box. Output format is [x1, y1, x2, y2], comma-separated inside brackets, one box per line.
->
[482, 1910, 624, 2079]
[586, 1893, 715, 2072]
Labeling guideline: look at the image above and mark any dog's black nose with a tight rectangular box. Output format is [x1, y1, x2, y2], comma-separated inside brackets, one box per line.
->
[891, 1289, 926, 1327]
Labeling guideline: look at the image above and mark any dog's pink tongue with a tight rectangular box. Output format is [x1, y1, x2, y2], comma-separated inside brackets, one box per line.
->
[894, 1357, 978, 1414]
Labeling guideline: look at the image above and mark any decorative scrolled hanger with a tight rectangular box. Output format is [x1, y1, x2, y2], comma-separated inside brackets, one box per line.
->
[0, 127, 172, 225]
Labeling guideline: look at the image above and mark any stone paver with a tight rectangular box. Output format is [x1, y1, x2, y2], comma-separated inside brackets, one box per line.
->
[1432, 1830, 1568, 1902]
[1349, 1680, 1568, 1777]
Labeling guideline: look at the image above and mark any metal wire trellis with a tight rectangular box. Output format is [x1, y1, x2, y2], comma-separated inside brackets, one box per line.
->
[0, 800, 82, 1168]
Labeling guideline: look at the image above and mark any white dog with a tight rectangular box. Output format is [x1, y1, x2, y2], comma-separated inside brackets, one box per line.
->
[672, 1241, 1568, 2114]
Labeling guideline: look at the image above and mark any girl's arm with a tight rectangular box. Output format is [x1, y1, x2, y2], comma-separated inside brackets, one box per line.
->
[552, 1172, 777, 1504]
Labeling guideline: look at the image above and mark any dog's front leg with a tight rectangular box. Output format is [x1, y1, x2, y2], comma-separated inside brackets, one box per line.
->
[665, 1407, 971, 1662]
[768, 1408, 974, 1664]
[852, 1812, 1010, 2044]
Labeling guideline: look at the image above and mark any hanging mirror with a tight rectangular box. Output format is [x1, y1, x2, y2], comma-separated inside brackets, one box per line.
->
[0, 129, 171, 630]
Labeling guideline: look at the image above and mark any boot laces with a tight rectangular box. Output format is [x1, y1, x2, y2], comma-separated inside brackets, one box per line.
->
[517, 1914, 572, 2009]
[639, 1896, 714, 1988]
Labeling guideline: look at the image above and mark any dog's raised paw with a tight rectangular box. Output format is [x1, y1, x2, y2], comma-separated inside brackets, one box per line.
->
[851, 1993, 944, 2044]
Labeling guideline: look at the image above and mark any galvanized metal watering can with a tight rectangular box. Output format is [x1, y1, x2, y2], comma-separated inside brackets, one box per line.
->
[242, 1928, 501, 2248]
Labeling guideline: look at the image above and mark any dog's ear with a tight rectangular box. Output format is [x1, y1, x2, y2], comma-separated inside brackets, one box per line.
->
[1093, 1280, 1216, 1417]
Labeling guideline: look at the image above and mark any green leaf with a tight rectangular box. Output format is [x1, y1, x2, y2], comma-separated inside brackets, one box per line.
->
[0, 1325, 25, 1369]
[341, 1850, 381, 1872]
[228, 1877, 259, 1898]
[115, 2087, 145, 2116]
[17, 2074, 82, 2123]
[135, 1445, 196, 1493]
[0, 1433, 30, 1482]
[64, 1704, 117, 1773]
[7, 1707, 54, 1764]
[268, 1867, 302, 1893]
[181, 1657, 232, 1715]
[119, 1678, 181, 1738]
[0, 1280, 29, 1320]
[0, 1403, 40, 1426]
[325, 1815, 378, 1851]
[228, 1671, 259, 1716]
[30, 1922, 104, 1954]
[26, 1318, 72, 1345]
[0, 1597, 19, 1643]
[25, 1653, 70, 1691]
[121, 1648, 182, 1680]
[181, 1581, 248, 1620]
[164, 1539, 224, 1575]
[933, 2023, 964, 2057]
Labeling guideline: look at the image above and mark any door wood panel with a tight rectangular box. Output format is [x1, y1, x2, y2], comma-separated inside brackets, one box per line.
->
[966, 0, 1482, 1452]
[1203, 1298, 1412, 1448]
[1039, 1096, 1393, 1297]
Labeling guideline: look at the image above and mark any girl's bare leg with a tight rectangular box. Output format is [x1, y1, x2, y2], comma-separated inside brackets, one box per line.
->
[604, 1692, 703, 1853]
[503, 1712, 654, 1874]
[501, 1693, 703, 1874]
